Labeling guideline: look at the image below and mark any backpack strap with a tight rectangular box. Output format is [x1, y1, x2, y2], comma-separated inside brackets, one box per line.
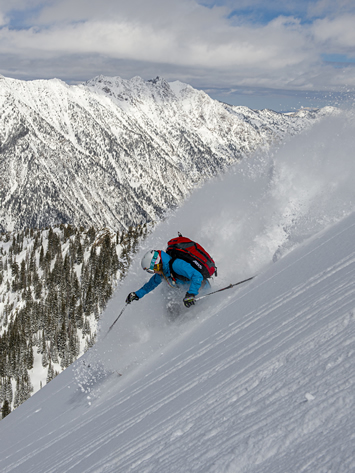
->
[168, 259, 189, 282]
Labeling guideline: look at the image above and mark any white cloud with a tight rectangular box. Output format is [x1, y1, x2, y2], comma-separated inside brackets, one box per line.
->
[312, 15, 355, 54]
[0, 0, 355, 97]
[0, 12, 6, 26]
[308, 0, 355, 18]
[0, 4, 315, 68]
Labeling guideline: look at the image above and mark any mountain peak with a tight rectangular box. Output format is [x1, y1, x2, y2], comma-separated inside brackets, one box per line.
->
[0, 75, 337, 232]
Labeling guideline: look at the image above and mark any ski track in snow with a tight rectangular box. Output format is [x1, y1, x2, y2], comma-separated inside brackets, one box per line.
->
[0, 110, 355, 473]
[88, 224, 355, 473]
[0, 214, 354, 473]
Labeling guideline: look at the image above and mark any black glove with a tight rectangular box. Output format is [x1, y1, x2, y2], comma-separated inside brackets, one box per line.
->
[183, 292, 195, 308]
[126, 292, 139, 304]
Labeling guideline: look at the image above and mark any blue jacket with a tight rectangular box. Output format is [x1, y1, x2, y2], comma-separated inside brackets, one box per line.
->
[136, 251, 205, 299]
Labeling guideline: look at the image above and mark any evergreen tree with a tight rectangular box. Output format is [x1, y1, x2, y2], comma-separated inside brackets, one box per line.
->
[50, 341, 59, 364]
[20, 260, 26, 290]
[0, 223, 149, 416]
[11, 259, 19, 278]
[26, 338, 34, 370]
[42, 348, 49, 368]
[57, 321, 67, 360]
[46, 362, 54, 384]
[39, 245, 45, 270]
[1, 399, 11, 419]
[75, 302, 84, 330]
[82, 317, 91, 338]
[5, 378, 13, 406]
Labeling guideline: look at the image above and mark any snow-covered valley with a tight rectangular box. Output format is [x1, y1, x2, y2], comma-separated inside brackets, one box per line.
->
[0, 108, 354, 472]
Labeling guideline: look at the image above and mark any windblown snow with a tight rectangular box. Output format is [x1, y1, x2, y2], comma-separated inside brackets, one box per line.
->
[0, 110, 354, 473]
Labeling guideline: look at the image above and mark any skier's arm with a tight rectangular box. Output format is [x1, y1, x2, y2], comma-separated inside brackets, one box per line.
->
[172, 259, 204, 296]
[135, 273, 162, 299]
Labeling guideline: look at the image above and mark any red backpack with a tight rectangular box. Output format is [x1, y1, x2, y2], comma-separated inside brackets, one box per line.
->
[166, 233, 217, 280]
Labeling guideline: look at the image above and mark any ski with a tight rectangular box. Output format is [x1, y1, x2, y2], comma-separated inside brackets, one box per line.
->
[195, 276, 255, 301]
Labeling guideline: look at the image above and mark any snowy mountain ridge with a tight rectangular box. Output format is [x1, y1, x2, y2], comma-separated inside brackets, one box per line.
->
[0, 74, 336, 232]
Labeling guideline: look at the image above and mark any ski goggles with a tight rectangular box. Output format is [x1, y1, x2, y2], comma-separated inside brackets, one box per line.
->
[146, 251, 161, 273]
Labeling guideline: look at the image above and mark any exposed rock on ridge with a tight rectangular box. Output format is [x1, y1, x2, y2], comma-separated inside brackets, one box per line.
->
[0, 74, 335, 232]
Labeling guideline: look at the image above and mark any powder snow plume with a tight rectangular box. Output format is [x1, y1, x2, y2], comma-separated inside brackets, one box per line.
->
[89, 107, 355, 376]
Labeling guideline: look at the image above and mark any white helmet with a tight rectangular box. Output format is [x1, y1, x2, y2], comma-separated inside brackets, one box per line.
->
[141, 250, 161, 273]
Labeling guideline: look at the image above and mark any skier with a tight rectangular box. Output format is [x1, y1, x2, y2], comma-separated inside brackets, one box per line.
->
[125, 249, 210, 308]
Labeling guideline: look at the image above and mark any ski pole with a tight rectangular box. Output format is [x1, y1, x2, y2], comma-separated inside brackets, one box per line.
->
[104, 303, 128, 338]
[195, 276, 255, 301]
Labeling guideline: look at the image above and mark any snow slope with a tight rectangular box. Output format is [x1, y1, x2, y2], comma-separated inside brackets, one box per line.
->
[0, 110, 355, 472]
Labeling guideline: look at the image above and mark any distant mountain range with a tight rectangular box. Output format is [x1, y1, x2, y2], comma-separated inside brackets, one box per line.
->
[0, 74, 335, 232]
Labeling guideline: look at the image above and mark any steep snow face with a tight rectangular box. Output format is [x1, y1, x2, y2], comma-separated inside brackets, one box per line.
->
[0, 74, 336, 232]
[95, 108, 355, 375]
[0, 108, 354, 473]
[0, 194, 354, 473]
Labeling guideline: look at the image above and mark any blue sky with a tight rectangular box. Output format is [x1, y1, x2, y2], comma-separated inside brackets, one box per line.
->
[1, 0, 355, 111]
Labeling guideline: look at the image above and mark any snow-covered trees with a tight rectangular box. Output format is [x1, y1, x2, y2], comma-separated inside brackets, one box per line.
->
[0, 223, 148, 417]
